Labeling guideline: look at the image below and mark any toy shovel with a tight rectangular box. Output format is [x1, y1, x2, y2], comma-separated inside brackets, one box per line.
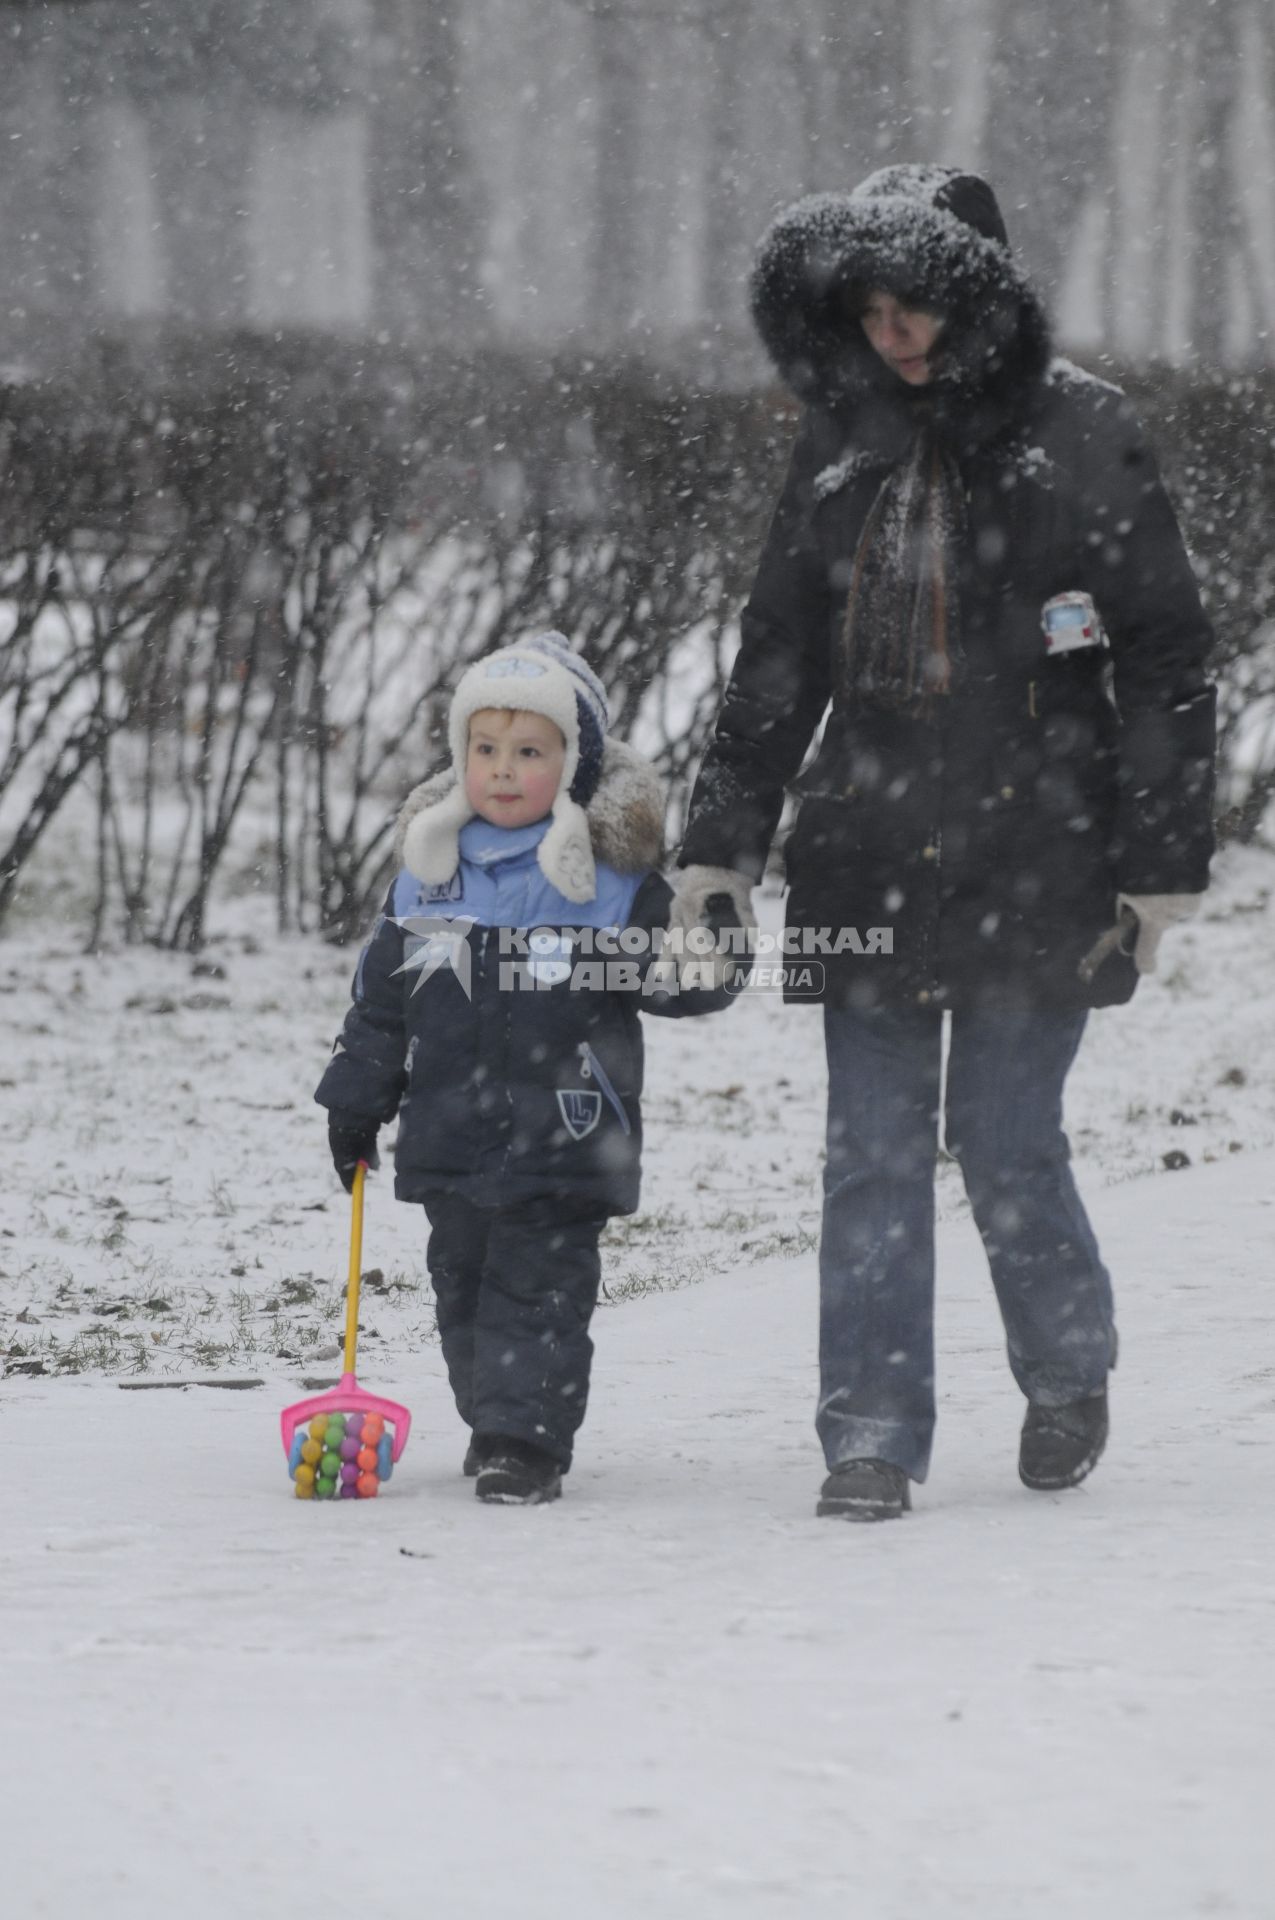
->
[280, 1162, 412, 1499]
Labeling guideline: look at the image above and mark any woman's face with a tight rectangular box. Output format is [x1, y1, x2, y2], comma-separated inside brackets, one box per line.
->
[858, 289, 945, 386]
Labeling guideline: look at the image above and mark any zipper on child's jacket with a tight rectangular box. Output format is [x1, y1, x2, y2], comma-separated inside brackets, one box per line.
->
[578, 1042, 632, 1136]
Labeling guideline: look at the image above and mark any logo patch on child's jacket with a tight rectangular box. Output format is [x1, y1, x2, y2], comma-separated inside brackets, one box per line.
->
[556, 1089, 602, 1140]
[424, 873, 464, 903]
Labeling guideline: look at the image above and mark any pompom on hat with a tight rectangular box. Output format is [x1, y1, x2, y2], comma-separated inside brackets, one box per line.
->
[402, 632, 611, 904]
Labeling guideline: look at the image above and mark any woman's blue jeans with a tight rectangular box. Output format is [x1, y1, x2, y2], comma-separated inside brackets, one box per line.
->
[818, 1004, 1116, 1482]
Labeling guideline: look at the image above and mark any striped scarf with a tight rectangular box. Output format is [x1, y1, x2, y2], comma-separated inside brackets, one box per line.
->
[838, 427, 966, 714]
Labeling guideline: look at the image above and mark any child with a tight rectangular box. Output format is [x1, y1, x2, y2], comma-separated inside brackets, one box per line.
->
[315, 633, 730, 1504]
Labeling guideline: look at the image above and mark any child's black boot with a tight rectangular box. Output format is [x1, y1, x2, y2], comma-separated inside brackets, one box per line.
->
[474, 1435, 563, 1504]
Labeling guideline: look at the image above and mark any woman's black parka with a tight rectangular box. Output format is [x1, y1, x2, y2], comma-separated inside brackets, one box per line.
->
[680, 167, 1216, 1012]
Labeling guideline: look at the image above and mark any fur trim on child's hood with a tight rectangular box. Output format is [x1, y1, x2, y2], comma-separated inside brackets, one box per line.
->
[396, 736, 665, 900]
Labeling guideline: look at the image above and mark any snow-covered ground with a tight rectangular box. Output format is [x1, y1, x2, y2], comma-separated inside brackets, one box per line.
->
[2, 844, 1274, 1916]
[3, 846, 1274, 1380]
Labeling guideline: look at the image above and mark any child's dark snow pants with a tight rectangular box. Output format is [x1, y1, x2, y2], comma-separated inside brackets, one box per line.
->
[423, 1193, 608, 1469]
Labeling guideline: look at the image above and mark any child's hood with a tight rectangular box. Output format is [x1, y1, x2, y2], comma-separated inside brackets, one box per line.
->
[394, 736, 665, 880]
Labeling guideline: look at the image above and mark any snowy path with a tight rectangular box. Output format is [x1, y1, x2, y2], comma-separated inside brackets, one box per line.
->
[4, 1148, 1273, 1919]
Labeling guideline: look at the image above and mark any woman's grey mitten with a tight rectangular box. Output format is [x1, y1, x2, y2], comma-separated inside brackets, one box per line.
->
[664, 865, 758, 992]
[668, 864, 758, 943]
[1116, 892, 1203, 974]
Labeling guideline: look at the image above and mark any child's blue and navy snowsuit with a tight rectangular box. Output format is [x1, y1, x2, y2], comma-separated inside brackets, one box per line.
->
[316, 810, 726, 1466]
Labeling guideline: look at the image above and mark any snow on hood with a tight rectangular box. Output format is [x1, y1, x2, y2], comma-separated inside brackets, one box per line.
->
[750, 165, 1051, 417]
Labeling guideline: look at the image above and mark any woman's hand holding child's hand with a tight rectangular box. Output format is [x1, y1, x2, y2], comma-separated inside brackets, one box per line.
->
[665, 865, 758, 993]
[668, 865, 757, 943]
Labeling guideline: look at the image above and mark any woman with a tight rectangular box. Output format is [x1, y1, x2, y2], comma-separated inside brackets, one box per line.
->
[672, 166, 1216, 1520]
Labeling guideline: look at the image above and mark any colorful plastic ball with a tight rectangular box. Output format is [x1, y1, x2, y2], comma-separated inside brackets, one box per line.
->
[314, 1479, 334, 1500]
[339, 1483, 359, 1499]
[309, 1416, 328, 1439]
[326, 1414, 346, 1435]
[356, 1473, 379, 1498]
[355, 1447, 376, 1473]
[339, 1436, 360, 1462]
[363, 1415, 385, 1440]
[301, 1439, 322, 1466]
[294, 1463, 316, 1489]
[295, 1480, 314, 1500]
[318, 1458, 340, 1483]
[340, 1462, 359, 1485]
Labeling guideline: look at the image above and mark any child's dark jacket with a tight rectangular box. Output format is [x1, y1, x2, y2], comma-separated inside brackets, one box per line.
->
[316, 741, 726, 1216]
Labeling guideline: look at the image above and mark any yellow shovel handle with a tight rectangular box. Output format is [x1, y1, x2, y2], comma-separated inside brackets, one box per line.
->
[343, 1161, 366, 1376]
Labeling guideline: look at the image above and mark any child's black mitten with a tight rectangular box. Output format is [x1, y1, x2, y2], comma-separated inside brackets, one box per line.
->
[328, 1113, 381, 1193]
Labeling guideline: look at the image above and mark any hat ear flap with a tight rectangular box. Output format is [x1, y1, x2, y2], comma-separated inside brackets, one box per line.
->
[402, 782, 473, 884]
[537, 795, 596, 904]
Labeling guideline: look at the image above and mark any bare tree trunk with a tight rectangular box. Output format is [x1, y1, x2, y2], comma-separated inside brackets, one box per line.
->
[1098, 0, 1138, 354]
[0, 14, 97, 366]
[702, 1, 752, 326]
[586, 1, 646, 343]
[788, 1, 826, 194]
[368, 0, 488, 346]
[1146, 0, 1185, 357]
[984, 0, 1124, 306]
[823, 0, 914, 188]
[149, 87, 253, 329]
[1183, 0, 1244, 363]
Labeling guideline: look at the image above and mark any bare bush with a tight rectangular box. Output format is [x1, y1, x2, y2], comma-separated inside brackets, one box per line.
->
[1, 340, 1270, 950]
[1120, 369, 1275, 844]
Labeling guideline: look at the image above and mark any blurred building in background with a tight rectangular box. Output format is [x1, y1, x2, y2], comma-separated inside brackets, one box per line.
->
[0, 0, 1272, 376]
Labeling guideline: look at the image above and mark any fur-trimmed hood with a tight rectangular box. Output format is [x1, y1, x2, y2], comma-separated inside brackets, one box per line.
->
[750, 165, 1051, 444]
[394, 735, 665, 887]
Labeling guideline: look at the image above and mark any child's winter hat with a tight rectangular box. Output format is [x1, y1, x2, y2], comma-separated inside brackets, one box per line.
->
[402, 632, 611, 904]
[446, 631, 609, 808]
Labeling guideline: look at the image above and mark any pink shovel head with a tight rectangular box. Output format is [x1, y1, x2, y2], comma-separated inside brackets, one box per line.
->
[280, 1371, 412, 1461]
